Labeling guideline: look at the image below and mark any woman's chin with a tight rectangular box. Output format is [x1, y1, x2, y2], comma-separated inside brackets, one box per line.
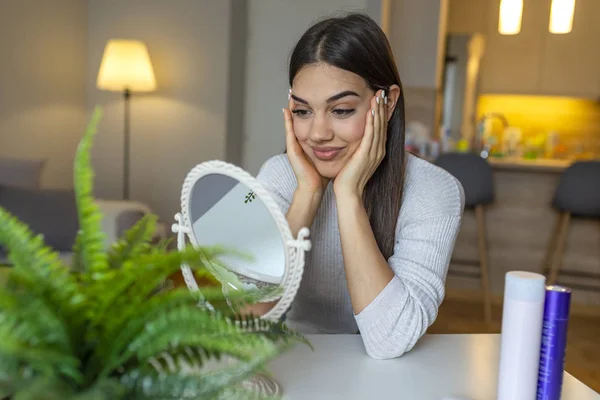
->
[314, 162, 342, 180]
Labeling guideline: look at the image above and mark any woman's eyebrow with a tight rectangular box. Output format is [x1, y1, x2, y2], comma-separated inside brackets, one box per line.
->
[291, 90, 360, 105]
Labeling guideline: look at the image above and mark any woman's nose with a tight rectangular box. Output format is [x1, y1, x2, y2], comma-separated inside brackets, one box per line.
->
[308, 114, 334, 143]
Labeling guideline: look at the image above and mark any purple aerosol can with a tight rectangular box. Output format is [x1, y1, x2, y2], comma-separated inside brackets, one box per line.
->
[537, 285, 572, 400]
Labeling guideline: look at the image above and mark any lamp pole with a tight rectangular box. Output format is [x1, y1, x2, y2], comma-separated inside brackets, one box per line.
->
[123, 88, 131, 200]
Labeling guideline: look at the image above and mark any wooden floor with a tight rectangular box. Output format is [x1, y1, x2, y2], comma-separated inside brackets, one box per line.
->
[428, 296, 600, 393]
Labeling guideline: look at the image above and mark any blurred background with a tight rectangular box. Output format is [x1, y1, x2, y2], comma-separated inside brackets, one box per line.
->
[0, 0, 598, 391]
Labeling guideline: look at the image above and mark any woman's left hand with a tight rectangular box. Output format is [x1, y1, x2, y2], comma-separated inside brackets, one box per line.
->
[333, 89, 388, 200]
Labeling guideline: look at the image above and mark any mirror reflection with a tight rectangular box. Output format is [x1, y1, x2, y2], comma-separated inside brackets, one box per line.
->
[189, 173, 285, 286]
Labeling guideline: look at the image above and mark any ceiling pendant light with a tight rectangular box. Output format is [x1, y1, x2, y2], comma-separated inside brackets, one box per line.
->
[498, 0, 523, 35]
[549, 0, 576, 34]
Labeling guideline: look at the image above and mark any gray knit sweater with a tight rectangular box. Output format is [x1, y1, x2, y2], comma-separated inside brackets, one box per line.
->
[256, 153, 465, 359]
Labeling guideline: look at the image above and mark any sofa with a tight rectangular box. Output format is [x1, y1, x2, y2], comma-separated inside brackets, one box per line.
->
[0, 157, 165, 266]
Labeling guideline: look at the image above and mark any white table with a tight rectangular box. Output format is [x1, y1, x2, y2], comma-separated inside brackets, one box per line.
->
[269, 334, 600, 400]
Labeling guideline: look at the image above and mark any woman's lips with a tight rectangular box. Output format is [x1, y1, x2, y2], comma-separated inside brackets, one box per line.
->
[312, 147, 344, 161]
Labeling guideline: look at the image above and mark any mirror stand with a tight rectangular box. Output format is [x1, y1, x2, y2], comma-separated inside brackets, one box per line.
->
[171, 213, 213, 309]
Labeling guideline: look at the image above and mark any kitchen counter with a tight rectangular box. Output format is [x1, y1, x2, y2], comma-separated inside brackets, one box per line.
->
[487, 156, 574, 172]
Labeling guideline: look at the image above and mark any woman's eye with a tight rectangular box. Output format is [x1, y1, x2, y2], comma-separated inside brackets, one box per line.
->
[291, 109, 310, 118]
[332, 109, 355, 117]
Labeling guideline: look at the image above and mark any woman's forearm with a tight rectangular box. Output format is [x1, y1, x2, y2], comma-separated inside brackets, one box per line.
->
[286, 188, 324, 237]
[336, 194, 394, 314]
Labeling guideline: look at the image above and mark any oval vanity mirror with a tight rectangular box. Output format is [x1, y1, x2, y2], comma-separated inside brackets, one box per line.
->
[171, 160, 311, 396]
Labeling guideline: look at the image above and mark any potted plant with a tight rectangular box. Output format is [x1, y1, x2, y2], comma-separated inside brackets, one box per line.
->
[0, 107, 307, 399]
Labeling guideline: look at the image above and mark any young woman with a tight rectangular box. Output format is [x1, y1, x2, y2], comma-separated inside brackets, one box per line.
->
[255, 12, 465, 359]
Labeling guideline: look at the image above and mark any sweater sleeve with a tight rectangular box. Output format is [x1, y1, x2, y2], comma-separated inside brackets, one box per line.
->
[255, 155, 297, 215]
[354, 214, 463, 359]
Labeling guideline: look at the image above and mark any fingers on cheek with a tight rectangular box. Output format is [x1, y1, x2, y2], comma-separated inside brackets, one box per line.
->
[293, 128, 309, 141]
[371, 96, 378, 116]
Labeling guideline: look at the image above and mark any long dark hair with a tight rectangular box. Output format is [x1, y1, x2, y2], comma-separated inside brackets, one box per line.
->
[289, 12, 406, 259]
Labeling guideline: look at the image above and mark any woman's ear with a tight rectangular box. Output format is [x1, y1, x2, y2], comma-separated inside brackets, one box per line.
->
[385, 84, 401, 121]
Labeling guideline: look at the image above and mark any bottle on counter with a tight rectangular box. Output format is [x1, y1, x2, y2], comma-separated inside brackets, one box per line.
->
[440, 126, 454, 153]
[502, 127, 522, 158]
[497, 271, 547, 400]
[545, 131, 559, 159]
[536, 285, 572, 400]
[429, 139, 440, 159]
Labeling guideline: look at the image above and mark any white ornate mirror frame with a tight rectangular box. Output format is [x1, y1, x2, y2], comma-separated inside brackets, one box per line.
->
[171, 160, 311, 396]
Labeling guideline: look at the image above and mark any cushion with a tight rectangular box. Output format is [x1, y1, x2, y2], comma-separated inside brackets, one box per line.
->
[0, 185, 79, 252]
[0, 157, 46, 189]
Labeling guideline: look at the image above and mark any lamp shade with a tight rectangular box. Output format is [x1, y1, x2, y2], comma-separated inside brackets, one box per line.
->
[96, 39, 156, 92]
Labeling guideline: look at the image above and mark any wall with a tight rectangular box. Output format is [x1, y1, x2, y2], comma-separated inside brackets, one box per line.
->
[225, 0, 249, 166]
[0, 0, 88, 188]
[87, 0, 232, 221]
[241, 0, 382, 175]
[390, 0, 446, 89]
[388, 0, 448, 138]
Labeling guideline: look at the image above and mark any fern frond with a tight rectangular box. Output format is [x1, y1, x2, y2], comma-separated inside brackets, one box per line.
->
[136, 331, 277, 367]
[11, 376, 74, 400]
[0, 207, 86, 339]
[90, 245, 230, 334]
[144, 345, 219, 376]
[0, 289, 71, 352]
[152, 235, 174, 253]
[103, 306, 234, 375]
[91, 281, 251, 382]
[206, 384, 283, 400]
[105, 305, 293, 378]
[102, 288, 196, 344]
[107, 214, 157, 269]
[132, 332, 281, 378]
[102, 283, 262, 352]
[120, 340, 289, 399]
[230, 314, 313, 350]
[0, 354, 31, 397]
[73, 106, 108, 278]
[88, 288, 197, 381]
[94, 284, 265, 380]
[92, 246, 252, 329]
[0, 320, 81, 383]
[69, 378, 126, 400]
[71, 232, 84, 273]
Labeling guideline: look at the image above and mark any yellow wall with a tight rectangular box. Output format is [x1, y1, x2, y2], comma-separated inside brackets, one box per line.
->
[477, 95, 600, 157]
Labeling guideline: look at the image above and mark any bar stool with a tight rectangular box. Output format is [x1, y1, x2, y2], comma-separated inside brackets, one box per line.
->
[435, 153, 494, 324]
[543, 161, 600, 286]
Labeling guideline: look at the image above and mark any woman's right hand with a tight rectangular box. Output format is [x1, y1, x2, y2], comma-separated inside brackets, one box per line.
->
[282, 106, 330, 194]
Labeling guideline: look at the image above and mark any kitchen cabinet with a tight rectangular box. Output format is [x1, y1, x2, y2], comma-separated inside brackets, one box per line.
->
[479, 0, 548, 95]
[447, 0, 600, 99]
[447, 0, 489, 36]
[538, 0, 600, 99]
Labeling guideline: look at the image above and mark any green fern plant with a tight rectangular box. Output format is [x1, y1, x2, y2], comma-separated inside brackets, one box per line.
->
[0, 107, 309, 400]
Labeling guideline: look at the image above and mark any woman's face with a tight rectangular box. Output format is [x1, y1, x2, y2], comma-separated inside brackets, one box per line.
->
[289, 63, 375, 179]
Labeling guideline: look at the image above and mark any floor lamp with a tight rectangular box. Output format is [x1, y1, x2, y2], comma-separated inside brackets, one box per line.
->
[96, 39, 156, 200]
